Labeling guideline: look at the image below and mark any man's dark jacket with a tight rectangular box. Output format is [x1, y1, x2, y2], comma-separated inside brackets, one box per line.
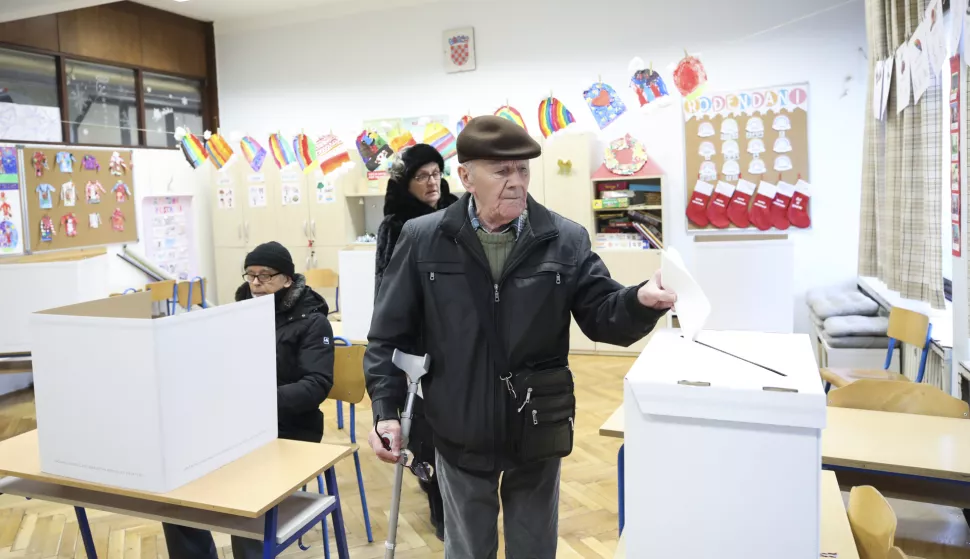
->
[364, 193, 665, 472]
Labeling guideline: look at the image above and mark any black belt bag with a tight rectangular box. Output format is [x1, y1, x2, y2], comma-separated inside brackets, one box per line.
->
[509, 365, 576, 463]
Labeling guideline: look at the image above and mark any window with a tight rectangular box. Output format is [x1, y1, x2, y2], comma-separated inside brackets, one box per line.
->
[65, 60, 138, 146]
[143, 73, 204, 148]
[0, 47, 62, 142]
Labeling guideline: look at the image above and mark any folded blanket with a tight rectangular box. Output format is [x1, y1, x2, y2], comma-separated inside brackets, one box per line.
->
[821, 330, 891, 349]
[823, 315, 890, 337]
[810, 312, 825, 328]
[809, 290, 880, 320]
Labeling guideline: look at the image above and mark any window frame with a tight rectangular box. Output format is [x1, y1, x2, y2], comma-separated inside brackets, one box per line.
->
[0, 41, 211, 150]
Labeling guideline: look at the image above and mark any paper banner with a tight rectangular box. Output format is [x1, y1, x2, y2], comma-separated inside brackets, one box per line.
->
[583, 82, 627, 129]
[494, 105, 528, 131]
[538, 97, 577, 138]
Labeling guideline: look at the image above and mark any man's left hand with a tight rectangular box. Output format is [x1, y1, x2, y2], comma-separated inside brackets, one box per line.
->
[637, 269, 677, 310]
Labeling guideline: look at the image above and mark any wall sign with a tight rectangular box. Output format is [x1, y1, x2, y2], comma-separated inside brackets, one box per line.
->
[443, 27, 476, 74]
[950, 55, 962, 257]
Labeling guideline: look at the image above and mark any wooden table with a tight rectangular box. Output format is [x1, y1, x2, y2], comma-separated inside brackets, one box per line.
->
[0, 430, 356, 558]
[0, 355, 31, 375]
[613, 471, 859, 558]
[330, 321, 367, 346]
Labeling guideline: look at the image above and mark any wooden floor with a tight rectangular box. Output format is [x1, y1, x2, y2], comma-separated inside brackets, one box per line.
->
[2, 355, 970, 558]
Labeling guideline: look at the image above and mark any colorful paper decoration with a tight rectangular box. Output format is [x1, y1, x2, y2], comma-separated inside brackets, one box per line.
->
[493, 105, 527, 131]
[356, 130, 394, 172]
[423, 123, 457, 160]
[389, 129, 417, 153]
[269, 132, 298, 169]
[205, 132, 234, 170]
[630, 67, 670, 107]
[557, 159, 573, 174]
[175, 128, 208, 169]
[456, 115, 473, 135]
[537, 97, 576, 138]
[583, 82, 627, 130]
[673, 52, 708, 100]
[82, 155, 100, 172]
[0, 217, 20, 250]
[603, 134, 648, 176]
[109, 152, 128, 176]
[60, 213, 78, 237]
[315, 134, 354, 178]
[111, 208, 125, 232]
[112, 181, 131, 203]
[30, 152, 47, 177]
[240, 136, 267, 172]
[39, 215, 55, 242]
[85, 180, 105, 204]
[293, 133, 316, 172]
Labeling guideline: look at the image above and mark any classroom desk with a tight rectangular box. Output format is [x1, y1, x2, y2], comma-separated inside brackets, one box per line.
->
[330, 321, 367, 346]
[0, 430, 356, 559]
[613, 471, 858, 558]
[0, 355, 31, 374]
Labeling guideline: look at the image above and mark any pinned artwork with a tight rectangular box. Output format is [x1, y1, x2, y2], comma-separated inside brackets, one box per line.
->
[722, 140, 740, 160]
[356, 130, 394, 174]
[629, 59, 671, 108]
[698, 141, 716, 159]
[241, 136, 268, 172]
[111, 208, 125, 232]
[109, 152, 128, 176]
[315, 134, 354, 178]
[61, 181, 77, 207]
[774, 155, 793, 172]
[697, 121, 715, 138]
[293, 133, 316, 172]
[673, 52, 709, 100]
[0, 216, 20, 251]
[205, 132, 234, 170]
[494, 105, 528, 131]
[747, 138, 766, 155]
[269, 132, 298, 169]
[720, 118, 739, 140]
[316, 182, 336, 204]
[748, 158, 767, 175]
[773, 115, 791, 133]
[603, 134, 649, 176]
[88, 212, 101, 229]
[175, 128, 208, 169]
[55, 152, 76, 173]
[60, 213, 78, 237]
[557, 159, 573, 175]
[389, 129, 417, 153]
[112, 181, 131, 203]
[773, 136, 793, 153]
[82, 155, 100, 172]
[746, 117, 764, 138]
[583, 82, 627, 129]
[423, 123, 458, 160]
[722, 160, 741, 181]
[218, 188, 235, 210]
[0, 192, 11, 219]
[281, 183, 302, 206]
[31, 152, 48, 177]
[85, 180, 106, 204]
[36, 183, 55, 209]
[699, 161, 718, 182]
[0, 150, 14, 177]
[456, 115, 473, 134]
[538, 97, 577, 138]
[39, 215, 55, 242]
[248, 186, 265, 208]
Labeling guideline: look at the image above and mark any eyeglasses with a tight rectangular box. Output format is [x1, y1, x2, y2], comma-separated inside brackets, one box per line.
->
[242, 272, 281, 283]
[413, 171, 442, 183]
[375, 424, 435, 482]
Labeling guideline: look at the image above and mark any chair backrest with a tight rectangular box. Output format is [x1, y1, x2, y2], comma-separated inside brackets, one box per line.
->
[328, 344, 366, 404]
[886, 307, 931, 349]
[828, 379, 969, 418]
[146, 280, 177, 303]
[887, 547, 908, 559]
[305, 268, 338, 289]
[176, 278, 206, 310]
[847, 485, 897, 559]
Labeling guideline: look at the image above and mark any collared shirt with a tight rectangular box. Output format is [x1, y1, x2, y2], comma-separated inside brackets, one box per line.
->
[468, 196, 527, 238]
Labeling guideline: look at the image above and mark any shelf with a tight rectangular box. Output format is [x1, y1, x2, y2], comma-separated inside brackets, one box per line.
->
[593, 204, 662, 212]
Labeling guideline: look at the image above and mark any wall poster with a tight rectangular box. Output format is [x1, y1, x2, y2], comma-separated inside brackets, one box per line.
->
[950, 55, 962, 256]
[0, 145, 24, 256]
[141, 195, 196, 280]
[683, 83, 810, 233]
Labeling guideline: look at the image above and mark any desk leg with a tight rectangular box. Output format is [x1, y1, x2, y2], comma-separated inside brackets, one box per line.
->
[618, 444, 625, 536]
[262, 506, 279, 559]
[75, 506, 98, 559]
[324, 467, 350, 559]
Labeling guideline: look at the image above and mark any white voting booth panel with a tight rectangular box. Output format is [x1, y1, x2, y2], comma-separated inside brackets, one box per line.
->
[30, 292, 277, 493]
[624, 329, 826, 559]
[338, 249, 375, 342]
[0, 254, 109, 354]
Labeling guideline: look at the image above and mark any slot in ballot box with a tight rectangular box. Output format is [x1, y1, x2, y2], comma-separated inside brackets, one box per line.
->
[623, 329, 826, 559]
[29, 292, 278, 493]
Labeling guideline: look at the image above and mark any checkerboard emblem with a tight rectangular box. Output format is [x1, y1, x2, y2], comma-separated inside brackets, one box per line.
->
[450, 40, 469, 66]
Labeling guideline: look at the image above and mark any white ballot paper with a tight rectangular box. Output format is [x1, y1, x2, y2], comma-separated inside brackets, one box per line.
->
[660, 246, 710, 342]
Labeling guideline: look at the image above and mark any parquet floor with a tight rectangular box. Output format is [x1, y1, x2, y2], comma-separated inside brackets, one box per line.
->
[3, 355, 970, 558]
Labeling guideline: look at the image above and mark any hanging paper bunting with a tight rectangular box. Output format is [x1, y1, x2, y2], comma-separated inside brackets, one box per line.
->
[315, 134, 354, 178]
[389, 129, 417, 153]
[630, 67, 670, 107]
[204, 131, 234, 169]
[174, 127, 207, 169]
[537, 97, 576, 138]
[240, 136, 267, 172]
[456, 115, 473, 135]
[604, 134, 649, 176]
[673, 52, 708, 100]
[294, 133, 316, 172]
[423, 122, 457, 160]
[493, 105, 527, 131]
[356, 130, 394, 172]
[269, 132, 298, 168]
[583, 82, 627, 130]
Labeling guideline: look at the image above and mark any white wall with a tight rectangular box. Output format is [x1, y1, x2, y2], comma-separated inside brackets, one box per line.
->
[214, 0, 867, 335]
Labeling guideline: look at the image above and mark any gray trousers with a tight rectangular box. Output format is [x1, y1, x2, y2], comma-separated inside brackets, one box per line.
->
[161, 523, 262, 559]
[436, 453, 560, 559]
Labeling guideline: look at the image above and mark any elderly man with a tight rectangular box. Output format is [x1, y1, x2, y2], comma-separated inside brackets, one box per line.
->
[364, 116, 676, 558]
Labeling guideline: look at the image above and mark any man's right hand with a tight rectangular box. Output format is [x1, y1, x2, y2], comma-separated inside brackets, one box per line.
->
[369, 419, 402, 464]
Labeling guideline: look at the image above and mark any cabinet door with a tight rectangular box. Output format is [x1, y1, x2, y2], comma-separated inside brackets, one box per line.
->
[242, 164, 280, 246]
[569, 316, 596, 353]
[287, 244, 312, 274]
[527, 133, 546, 205]
[594, 249, 663, 354]
[308, 170, 365, 246]
[214, 247, 247, 305]
[542, 133, 593, 238]
[211, 166, 246, 248]
[276, 170, 312, 247]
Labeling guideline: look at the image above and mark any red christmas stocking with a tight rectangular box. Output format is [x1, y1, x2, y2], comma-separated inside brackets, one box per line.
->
[770, 181, 795, 230]
[749, 181, 776, 231]
[687, 180, 714, 227]
[788, 180, 812, 228]
[706, 181, 735, 229]
[727, 179, 756, 228]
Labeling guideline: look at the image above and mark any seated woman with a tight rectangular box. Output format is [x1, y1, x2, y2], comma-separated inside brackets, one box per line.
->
[162, 241, 334, 559]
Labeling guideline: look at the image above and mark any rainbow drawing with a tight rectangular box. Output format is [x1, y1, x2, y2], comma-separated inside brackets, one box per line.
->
[294, 133, 316, 172]
[269, 132, 298, 168]
[241, 136, 267, 172]
[423, 122, 457, 160]
[177, 129, 207, 169]
[456, 115, 473, 134]
[537, 97, 576, 138]
[494, 105, 527, 132]
[205, 133, 234, 169]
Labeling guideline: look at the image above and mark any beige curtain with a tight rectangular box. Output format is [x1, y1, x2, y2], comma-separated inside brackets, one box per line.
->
[858, 0, 946, 309]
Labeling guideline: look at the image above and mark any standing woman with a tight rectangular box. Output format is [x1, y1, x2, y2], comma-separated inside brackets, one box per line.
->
[374, 144, 457, 540]
[162, 241, 335, 559]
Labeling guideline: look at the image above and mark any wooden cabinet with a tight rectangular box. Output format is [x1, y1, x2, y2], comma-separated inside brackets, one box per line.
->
[594, 248, 664, 355]
[211, 166, 245, 248]
[214, 247, 247, 306]
[528, 133, 546, 205]
[276, 167, 312, 247]
[542, 133, 594, 238]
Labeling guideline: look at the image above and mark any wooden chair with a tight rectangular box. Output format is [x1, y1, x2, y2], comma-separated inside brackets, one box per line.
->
[827, 379, 969, 419]
[888, 547, 909, 559]
[304, 268, 340, 317]
[821, 307, 932, 392]
[145, 280, 177, 315]
[176, 277, 207, 312]
[846, 485, 926, 559]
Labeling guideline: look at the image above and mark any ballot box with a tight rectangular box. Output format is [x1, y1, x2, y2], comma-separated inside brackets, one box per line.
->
[623, 329, 826, 559]
[29, 291, 277, 493]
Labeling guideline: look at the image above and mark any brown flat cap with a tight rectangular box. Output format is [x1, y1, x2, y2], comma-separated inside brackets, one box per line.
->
[456, 115, 542, 163]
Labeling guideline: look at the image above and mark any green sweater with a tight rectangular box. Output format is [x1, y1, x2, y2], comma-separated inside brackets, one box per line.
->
[476, 227, 516, 281]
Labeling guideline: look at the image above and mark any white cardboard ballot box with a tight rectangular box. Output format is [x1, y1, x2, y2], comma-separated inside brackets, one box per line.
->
[624, 329, 826, 559]
[29, 292, 278, 493]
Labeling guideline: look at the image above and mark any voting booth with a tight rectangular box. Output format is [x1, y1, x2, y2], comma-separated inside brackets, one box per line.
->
[29, 291, 278, 493]
[623, 329, 826, 558]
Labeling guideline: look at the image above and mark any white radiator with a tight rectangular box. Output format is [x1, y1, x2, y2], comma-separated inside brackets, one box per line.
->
[902, 343, 947, 391]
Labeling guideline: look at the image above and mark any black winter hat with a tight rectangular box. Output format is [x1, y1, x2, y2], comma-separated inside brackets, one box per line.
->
[397, 143, 444, 184]
[244, 241, 295, 278]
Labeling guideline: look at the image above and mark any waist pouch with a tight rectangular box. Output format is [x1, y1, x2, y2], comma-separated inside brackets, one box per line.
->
[509, 366, 575, 463]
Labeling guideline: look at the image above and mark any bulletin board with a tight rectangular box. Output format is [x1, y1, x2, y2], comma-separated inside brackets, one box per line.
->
[22, 147, 138, 252]
[683, 83, 810, 233]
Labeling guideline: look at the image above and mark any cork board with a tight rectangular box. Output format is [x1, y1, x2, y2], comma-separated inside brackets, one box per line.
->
[22, 147, 137, 251]
[683, 83, 810, 233]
